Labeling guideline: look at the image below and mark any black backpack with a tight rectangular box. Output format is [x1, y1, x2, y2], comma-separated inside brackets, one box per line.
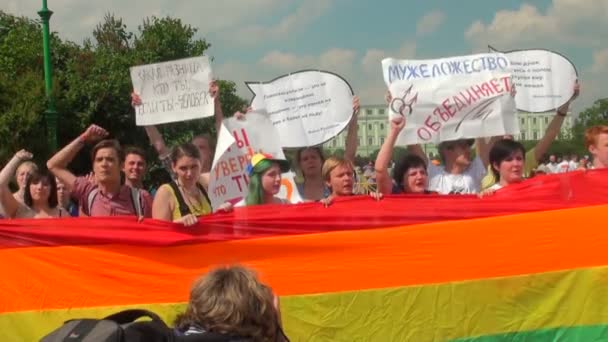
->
[39, 309, 247, 342]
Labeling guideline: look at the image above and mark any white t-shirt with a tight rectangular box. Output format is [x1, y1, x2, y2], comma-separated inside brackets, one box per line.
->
[568, 161, 579, 171]
[428, 157, 486, 195]
[557, 161, 570, 173]
[545, 162, 559, 174]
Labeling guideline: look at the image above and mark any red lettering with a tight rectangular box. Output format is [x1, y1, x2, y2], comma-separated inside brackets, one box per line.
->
[229, 157, 238, 173]
[220, 161, 231, 176]
[442, 98, 456, 117]
[232, 174, 245, 192]
[500, 76, 511, 92]
[417, 127, 432, 140]
[453, 95, 467, 111]
[434, 106, 451, 122]
[424, 116, 441, 132]
[471, 84, 487, 99]
[237, 155, 248, 170]
[481, 82, 494, 96]
[460, 89, 477, 105]
[490, 78, 502, 93]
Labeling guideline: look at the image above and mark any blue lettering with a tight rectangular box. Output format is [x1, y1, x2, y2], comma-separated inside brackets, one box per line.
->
[463, 60, 472, 74]
[487, 57, 498, 70]
[471, 59, 481, 72]
[450, 61, 462, 74]
[388, 65, 401, 83]
[420, 63, 430, 78]
[406, 65, 420, 80]
[441, 62, 451, 75]
[497, 56, 509, 70]
[432, 63, 443, 77]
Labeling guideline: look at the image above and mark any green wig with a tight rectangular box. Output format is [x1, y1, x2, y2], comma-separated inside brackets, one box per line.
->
[244, 159, 275, 206]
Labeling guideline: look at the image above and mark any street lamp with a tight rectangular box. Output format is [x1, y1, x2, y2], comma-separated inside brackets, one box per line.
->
[38, 0, 58, 151]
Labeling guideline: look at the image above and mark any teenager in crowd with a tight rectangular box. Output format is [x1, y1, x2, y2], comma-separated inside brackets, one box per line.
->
[296, 97, 360, 201]
[152, 143, 231, 226]
[47, 125, 152, 218]
[0, 150, 65, 218]
[174, 265, 288, 341]
[122, 146, 147, 189]
[236, 153, 291, 207]
[585, 125, 608, 169]
[375, 115, 432, 195]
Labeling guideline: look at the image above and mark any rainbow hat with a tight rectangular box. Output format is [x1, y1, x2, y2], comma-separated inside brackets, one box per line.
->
[246, 153, 290, 175]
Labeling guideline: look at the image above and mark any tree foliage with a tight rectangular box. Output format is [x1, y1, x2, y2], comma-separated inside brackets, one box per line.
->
[0, 11, 247, 180]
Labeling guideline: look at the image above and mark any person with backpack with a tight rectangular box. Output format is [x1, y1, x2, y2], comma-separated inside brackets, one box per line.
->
[47, 124, 152, 218]
[152, 143, 231, 226]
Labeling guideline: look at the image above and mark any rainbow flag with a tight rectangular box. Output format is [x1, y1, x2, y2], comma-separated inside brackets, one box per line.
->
[1, 169, 608, 341]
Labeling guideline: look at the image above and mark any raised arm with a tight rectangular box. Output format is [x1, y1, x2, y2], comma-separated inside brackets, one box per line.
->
[47, 125, 109, 188]
[0, 150, 31, 218]
[534, 82, 580, 162]
[375, 116, 405, 195]
[344, 96, 360, 163]
[211, 81, 224, 134]
[132, 92, 171, 158]
[475, 137, 493, 168]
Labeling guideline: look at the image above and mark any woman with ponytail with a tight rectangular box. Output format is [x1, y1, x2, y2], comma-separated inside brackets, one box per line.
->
[236, 153, 291, 206]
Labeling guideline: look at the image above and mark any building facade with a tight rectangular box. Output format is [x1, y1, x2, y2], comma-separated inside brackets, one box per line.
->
[324, 104, 574, 159]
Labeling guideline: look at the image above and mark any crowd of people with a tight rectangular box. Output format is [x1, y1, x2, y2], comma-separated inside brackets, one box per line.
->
[0, 81, 606, 224]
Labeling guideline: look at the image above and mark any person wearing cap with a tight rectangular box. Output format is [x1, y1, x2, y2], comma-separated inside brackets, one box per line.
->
[235, 153, 292, 207]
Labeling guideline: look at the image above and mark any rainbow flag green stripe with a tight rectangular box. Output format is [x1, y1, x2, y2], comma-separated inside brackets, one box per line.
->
[4, 265, 607, 341]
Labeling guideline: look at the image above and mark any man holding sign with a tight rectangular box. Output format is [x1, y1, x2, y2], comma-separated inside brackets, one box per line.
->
[382, 53, 518, 194]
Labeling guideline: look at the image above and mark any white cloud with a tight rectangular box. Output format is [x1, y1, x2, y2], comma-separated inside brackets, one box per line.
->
[230, 0, 334, 44]
[465, 0, 608, 49]
[416, 10, 445, 36]
[2, 0, 286, 43]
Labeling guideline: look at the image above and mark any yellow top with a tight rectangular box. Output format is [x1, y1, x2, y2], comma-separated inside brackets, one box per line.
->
[160, 183, 212, 220]
[481, 148, 538, 190]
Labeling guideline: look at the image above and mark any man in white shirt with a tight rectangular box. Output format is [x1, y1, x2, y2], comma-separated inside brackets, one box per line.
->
[545, 154, 560, 173]
[568, 154, 579, 171]
[410, 138, 488, 195]
[557, 155, 570, 173]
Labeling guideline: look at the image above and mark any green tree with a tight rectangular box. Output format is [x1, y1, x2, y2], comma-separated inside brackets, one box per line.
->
[572, 98, 608, 149]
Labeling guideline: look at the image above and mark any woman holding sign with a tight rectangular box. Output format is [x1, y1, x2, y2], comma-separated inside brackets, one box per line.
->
[296, 96, 360, 201]
[235, 153, 291, 207]
[152, 143, 231, 226]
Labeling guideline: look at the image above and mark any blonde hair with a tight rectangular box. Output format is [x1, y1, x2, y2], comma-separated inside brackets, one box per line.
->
[321, 156, 354, 182]
[174, 265, 282, 341]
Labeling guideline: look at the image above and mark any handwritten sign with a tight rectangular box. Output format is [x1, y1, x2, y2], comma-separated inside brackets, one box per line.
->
[129, 56, 214, 126]
[246, 70, 354, 148]
[208, 113, 301, 210]
[490, 47, 578, 113]
[382, 53, 519, 145]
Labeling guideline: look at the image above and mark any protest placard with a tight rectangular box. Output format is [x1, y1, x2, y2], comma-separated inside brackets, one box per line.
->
[382, 53, 518, 145]
[208, 112, 301, 210]
[491, 47, 578, 113]
[130, 56, 214, 126]
[246, 70, 354, 148]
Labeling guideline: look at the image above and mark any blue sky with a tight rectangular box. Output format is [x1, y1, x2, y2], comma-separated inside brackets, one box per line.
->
[3, 0, 607, 112]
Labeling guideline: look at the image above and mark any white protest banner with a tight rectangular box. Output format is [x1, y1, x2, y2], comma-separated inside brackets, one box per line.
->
[246, 70, 354, 148]
[382, 53, 518, 145]
[490, 47, 578, 113]
[208, 112, 301, 210]
[130, 56, 214, 126]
